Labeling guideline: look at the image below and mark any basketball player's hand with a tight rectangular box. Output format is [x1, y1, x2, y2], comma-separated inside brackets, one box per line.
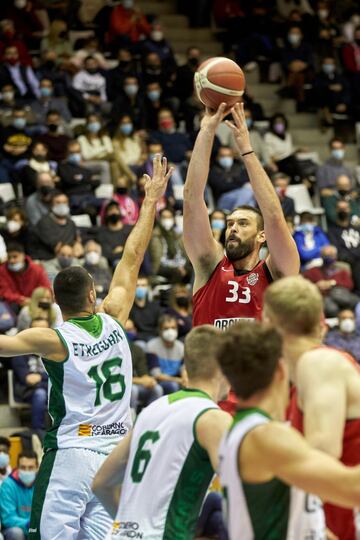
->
[226, 102, 252, 155]
[144, 154, 174, 202]
[200, 102, 231, 132]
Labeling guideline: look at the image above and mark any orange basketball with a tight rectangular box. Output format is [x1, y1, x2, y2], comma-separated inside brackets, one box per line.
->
[194, 57, 245, 109]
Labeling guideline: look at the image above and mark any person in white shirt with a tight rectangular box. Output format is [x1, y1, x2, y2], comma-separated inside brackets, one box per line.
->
[77, 114, 115, 184]
[264, 113, 302, 182]
[72, 56, 109, 115]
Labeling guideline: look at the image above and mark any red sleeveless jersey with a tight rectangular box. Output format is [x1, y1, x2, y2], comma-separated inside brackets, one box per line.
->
[192, 256, 272, 329]
[288, 347, 360, 540]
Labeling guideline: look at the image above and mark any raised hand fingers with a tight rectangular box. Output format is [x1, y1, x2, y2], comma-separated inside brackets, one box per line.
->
[152, 153, 162, 175]
[161, 156, 168, 177]
[225, 120, 237, 131]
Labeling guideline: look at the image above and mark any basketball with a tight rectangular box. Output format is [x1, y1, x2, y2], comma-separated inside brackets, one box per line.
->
[194, 57, 246, 109]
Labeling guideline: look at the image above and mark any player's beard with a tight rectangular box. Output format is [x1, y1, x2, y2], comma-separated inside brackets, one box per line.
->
[225, 235, 256, 262]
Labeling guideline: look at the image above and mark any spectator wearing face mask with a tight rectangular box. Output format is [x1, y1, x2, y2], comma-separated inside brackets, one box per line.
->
[316, 138, 354, 196]
[147, 315, 185, 395]
[142, 23, 176, 70]
[142, 50, 175, 94]
[293, 211, 330, 270]
[2, 208, 29, 252]
[0, 242, 50, 311]
[272, 172, 296, 218]
[144, 81, 172, 131]
[165, 284, 192, 340]
[77, 114, 116, 185]
[0, 45, 40, 101]
[125, 318, 164, 413]
[280, 25, 314, 108]
[72, 56, 108, 115]
[106, 48, 137, 102]
[322, 174, 359, 226]
[0, 438, 11, 488]
[314, 57, 351, 128]
[31, 79, 71, 125]
[32, 191, 79, 261]
[264, 113, 303, 181]
[0, 107, 32, 173]
[42, 242, 78, 283]
[17, 286, 60, 331]
[0, 19, 32, 67]
[0, 451, 38, 540]
[112, 114, 144, 182]
[102, 175, 139, 226]
[70, 37, 109, 71]
[12, 318, 49, 433]
[0, 84, 25, 126]
[111, 75, 146, 131]
[82, 240, 111, 300]
[130, 275, 163, 344]
[149, 207, 190, 283]
[152, 108, 191, 164]
[325, 309, 360, 362]
[209, 209, 226, 246]
[18, 141, 58, 197]
[25, 171, 55, 226]
[108, 0, 151, 48]
[208, 145, 254, 210]
[97, 200, 132, 267]
[327, 200, 360, 295]
[36, 109, 72, 163]
[303, 245, 359, 317]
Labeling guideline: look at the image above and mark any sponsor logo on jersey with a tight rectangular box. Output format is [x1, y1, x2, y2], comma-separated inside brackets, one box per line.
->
[214, 317, 254, 330]
[246, 272, 259, 286]
[78, 421, 128, 437]
[73, 329, 123, 357]
[112, 521, 143, 538]
[221, 266, 233, 272]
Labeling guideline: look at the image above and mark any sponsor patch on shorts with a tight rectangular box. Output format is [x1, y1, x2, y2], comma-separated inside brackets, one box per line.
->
[111, 521, 144, 538]
[78, 421, 128, 437]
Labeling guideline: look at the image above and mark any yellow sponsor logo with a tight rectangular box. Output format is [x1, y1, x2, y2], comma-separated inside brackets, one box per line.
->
[112, 521, 120, 530]
[78, 424, 92, 436]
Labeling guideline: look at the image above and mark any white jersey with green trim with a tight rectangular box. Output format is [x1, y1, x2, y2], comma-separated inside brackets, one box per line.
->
[111, 388, 218, 540]
[42, 313, 132, 454]
[219, 408, 326, 540]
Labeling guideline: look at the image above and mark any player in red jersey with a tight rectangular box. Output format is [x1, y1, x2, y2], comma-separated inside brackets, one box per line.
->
[183, 102, 299, 330]
[264, 275, 360, 540]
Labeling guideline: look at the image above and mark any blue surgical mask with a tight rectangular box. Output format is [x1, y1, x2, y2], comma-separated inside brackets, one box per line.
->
[119, 123, 133, 136]
[135, 286, 148, 300]
[40, 87, 52, 97]
[13, 117, 26, 129]
[124, 84, 138, 97]
[68, 153, 82, 165]
[87, 122, 101, 134]
[211, 219, 225, 231]
[332, 149, 344, 161]
[322, 64, 335, 75]
[126, 331, 137, 341]
[147, 90, 161, 101]
[8, 261, 25, 272]
[0, 452, 9, 468]
[218, 156, 233, 170]
[301, 223, 314, 233]
[19, 469, 36, 486]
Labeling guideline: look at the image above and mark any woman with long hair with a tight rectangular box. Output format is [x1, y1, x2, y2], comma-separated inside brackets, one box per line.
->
[112, 114, 145, 183]
[17, 286, 60, 331]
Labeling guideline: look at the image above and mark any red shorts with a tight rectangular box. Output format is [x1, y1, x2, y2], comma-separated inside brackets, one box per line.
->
[325, 503, 357, 540]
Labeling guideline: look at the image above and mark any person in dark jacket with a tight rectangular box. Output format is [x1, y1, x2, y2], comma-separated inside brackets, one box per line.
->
[272, 172, 296, 218]
[130, 276, 162, 344]
[11, 318, 49, 433]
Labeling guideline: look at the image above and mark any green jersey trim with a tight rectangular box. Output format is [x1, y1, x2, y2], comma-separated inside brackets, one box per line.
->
[163, 439, 213, 539]
[68, 313, 103, 338]
[42, 359, 66, 450]
[230, 407, 271, 433]
[168, 388, 212, 404]
[111, 317, 130, 347]
[193, 407, 219, 450]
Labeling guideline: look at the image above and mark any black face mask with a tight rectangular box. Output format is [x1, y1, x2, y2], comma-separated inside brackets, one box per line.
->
[337, 210, 349, 220]
[188, 57, 199, 67]
[48, 123, 58, 133]
[38, 301, 51, 309]
[106, 214, 121, 225]
[338, 189, 350, 197]
[44, 60, 55, 70]
[176, 296, 189, 308]
[34, 154, 47, 162]
[39, 185, 53, 197]
[116, 187, 128, 195]
[87, 68, 98, 75]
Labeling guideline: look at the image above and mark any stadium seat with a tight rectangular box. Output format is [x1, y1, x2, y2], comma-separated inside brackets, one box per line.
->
[71, 214, 92, 228]
[7, 371, 30, 410]
[95, 184, 114, 198]
[0, 183, 16, 203]
[286, 184, 324, 215]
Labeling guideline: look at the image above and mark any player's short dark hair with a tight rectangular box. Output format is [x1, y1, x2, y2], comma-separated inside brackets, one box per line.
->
[158, 314, 177, 331]
[0, 436, 10, 449]
[216, 321, 282, 400]
[329, 136, 344, 147]
[18, 450, 38, 465]
[54, 266, 94, 315]
[6, 241, 25, 254]
[228, 205, 264, 231]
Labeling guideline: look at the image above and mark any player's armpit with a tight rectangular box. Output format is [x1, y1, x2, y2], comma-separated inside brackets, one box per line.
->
[195, 409, 232, 470]
[0, 328, 65, 361]
[92, 432, 132, 519]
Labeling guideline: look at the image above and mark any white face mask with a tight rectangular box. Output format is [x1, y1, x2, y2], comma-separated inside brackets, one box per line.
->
[151, 31, 163, 41]
[15, 0, 27, 8]
[161, 218, 174, 231]
[340, 318, 356, 334]
[85, 251, 100, 266]
[7, 220, 21, 233]
[162, 328, 178, 342]
[52, 203, 70, 217]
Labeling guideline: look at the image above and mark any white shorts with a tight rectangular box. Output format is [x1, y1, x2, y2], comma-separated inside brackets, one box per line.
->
[29, 447, 112, 540]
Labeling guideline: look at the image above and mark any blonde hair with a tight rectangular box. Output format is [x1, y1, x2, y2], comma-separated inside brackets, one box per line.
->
[264, 276, 323, 336]
[184, 325, 221, 380]
[29, 287, 56, 327]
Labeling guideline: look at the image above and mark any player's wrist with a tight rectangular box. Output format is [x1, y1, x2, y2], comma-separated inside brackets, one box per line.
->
[241, 149, 255, 157]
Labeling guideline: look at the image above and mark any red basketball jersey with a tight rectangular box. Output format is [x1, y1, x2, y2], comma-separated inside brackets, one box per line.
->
[288, 348, 360, 540]
[192, 256, 272, 329]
